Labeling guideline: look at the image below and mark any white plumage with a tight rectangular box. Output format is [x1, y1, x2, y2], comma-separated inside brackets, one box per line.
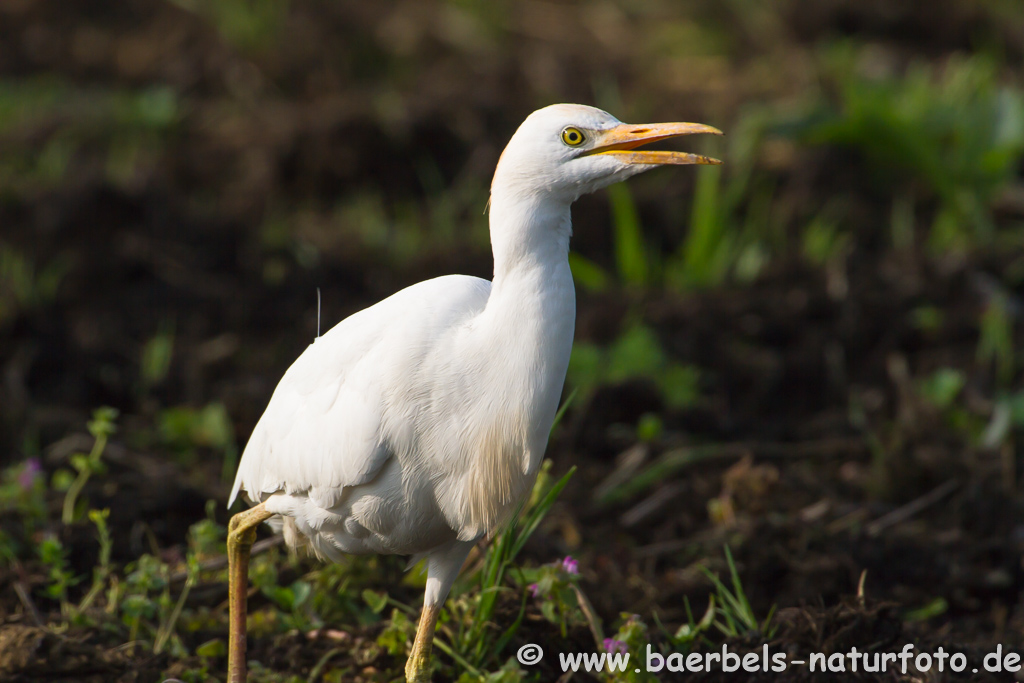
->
[225, 104, 721, 683]
[230, 270, 553, 561]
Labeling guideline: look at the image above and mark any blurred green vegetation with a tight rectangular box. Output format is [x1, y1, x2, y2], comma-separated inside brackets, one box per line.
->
[2, 0, 1024, 680]
[170, 0, 289, 52]
[569, 323, 701, 410]
[0, 80, 178, 193]
[0, 242, 69, 326]
[794, 48, 1024, 252]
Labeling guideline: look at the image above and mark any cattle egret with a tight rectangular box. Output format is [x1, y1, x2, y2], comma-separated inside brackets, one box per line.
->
[226, 104, 721, 682]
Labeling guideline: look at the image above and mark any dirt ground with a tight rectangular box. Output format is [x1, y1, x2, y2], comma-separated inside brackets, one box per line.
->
[1, 0, 1023, 681]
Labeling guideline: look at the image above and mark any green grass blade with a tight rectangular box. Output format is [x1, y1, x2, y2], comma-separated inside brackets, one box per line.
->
[607, 183, 650, 287]
[680, 163, 724, 288]
[550, 388, 577, 434]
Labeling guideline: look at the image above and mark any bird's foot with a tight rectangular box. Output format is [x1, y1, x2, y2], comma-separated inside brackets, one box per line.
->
[404, 651, 432, 683]
[226, 502, 273, 683]
[404, 602, 440, 683]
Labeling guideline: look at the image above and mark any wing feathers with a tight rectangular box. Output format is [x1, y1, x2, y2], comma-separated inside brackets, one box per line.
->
[229, 275, 491, 512]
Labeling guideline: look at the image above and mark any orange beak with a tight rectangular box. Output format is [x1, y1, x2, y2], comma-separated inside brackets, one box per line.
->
[586, 121, 723, 165]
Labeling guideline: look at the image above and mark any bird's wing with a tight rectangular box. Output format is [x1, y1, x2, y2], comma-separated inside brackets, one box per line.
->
[229, 275, 491, 510]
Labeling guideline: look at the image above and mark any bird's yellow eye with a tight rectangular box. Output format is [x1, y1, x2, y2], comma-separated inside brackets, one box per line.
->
[561, 127, 586, 147]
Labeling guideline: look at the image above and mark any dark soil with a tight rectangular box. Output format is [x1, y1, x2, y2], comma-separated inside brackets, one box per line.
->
[1, 0, 1023, 681]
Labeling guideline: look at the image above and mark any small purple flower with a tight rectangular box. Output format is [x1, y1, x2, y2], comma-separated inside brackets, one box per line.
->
[603, 638, 628, 655]
[18, 458, 41, 490]
[561, 555, 578, 575]
[528, 583, 540, 597]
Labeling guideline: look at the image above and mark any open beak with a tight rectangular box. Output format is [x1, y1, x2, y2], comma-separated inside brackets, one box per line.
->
[586, 121, 723, 165]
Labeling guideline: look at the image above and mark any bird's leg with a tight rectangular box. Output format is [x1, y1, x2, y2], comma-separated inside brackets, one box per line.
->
[404, 539, 475, 683]
[405, 603, 441, 683]
[227, 502, 273, 683]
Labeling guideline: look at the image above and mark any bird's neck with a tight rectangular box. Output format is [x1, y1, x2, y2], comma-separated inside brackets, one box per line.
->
[485, 189, 575, 349]
[482, 187, 576, 445]
[488, 188, 572, 286]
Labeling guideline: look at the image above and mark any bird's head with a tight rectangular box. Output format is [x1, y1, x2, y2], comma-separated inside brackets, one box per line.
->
[492, 104, 722, 202]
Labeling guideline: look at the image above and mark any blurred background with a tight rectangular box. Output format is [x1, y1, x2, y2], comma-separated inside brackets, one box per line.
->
[1, 0, 1023, 681]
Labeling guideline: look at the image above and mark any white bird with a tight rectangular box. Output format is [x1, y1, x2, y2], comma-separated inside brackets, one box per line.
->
[225, 103, 721, 683]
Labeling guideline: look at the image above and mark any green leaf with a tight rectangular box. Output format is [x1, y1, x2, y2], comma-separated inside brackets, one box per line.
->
[362, 589, 388, 614]
[607, 325, 665, 382]
[904, 597, 949, 622]
[289, 580, 312, 608]
[196, 638, 227, 658]
[87, 407, 119, 439]
[919, 368, 965, 409]
[659, 364, 701, 410]
[141, 326, 174, 388]
[567, 252, 610, 292]
[636, 413, 663, 442]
